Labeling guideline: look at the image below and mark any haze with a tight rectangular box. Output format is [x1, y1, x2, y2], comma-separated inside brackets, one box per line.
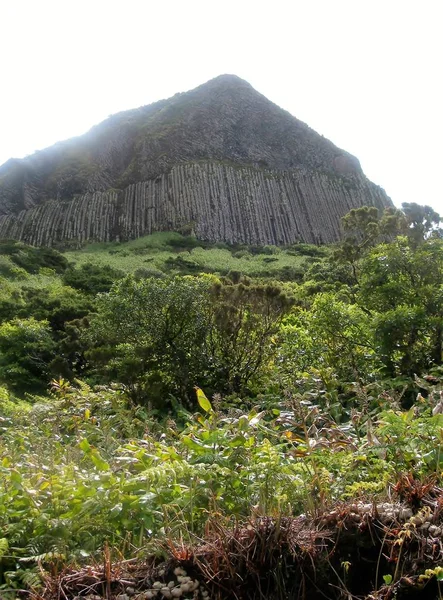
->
[1, 0, 442, 213]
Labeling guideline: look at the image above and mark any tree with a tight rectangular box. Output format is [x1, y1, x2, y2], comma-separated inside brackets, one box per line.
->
[86, 275, 213, 407]
[358, 237, 443, 376]
[207, 281, 294, 393]
[307, 292, 377, 382]
[0, 240, 69, 274]
[0, 279, 25, 323]
[86, 275, 294, 407]
[401, 202, 441, 247]
[0, 318, 56, 393]
[17, 283, 93, 332]
[335, 206, 406, 285]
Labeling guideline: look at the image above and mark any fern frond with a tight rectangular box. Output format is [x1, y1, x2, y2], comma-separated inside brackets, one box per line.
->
[0, 537, 8, 559]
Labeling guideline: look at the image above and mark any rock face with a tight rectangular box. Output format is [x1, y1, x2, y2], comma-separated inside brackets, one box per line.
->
[0, 75, 391, 246]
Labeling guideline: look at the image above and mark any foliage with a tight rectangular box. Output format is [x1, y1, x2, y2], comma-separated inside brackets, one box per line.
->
[16, 282, 94, 331]
[63, 263, 125, 295]
[86, 275, 213, 407]
[85, 276, 293, 406]
[276, 293, 378, 384]
[1, 376, 443, 595]
[0, 277, 25, 322]
[334, 206, 411, 289]
[208, 280, 294, 393]
[0, 318, 56, 393]
[401, 201, 441, 246]
[358, 237, 443, 376]
[0, 240, 69, 274]
[0, 256, 29, 280]
[63, 233, 311, 280]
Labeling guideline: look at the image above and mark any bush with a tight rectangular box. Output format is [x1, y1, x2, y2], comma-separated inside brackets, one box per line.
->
[0, 240, 69, 274]
[63, 263, 125, 295]
[133, 267, 165, 280]
[233, 250, 252, 259]
[164, 255, 203, 274]
[0, 318, 56, 393]
[167, 236, 206, 250]
[0, 255, 28, 279]
[287, 243, 327, 257]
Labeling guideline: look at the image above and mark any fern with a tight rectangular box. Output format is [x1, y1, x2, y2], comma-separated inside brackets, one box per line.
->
[20, 568, 42, 591]
[0, 538, 8, 560]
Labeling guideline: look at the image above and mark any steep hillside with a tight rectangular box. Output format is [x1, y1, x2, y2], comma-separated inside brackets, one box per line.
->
[0, 75, 391, 245]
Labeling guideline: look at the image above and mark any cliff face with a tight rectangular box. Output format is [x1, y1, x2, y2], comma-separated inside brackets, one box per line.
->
[0, 75, 391, 246]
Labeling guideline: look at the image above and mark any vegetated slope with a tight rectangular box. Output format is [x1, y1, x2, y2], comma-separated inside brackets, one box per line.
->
[1, 206, 443, 598]
[0, 75, 391, 246]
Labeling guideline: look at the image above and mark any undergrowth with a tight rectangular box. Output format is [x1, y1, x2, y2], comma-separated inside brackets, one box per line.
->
[63, 232, 314, 279]
[1, 380, 443, 596]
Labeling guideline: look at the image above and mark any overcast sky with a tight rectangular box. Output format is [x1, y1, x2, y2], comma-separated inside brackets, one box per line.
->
[1, 0, 442, 213]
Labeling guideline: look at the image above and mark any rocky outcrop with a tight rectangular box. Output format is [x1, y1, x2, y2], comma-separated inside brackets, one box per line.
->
[0, 75, 392, 246]
[0, 162, 389, 246]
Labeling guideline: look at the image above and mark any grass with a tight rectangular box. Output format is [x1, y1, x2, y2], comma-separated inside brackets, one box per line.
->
[3, 271, 65, 292]
[63, 232, 320, 279]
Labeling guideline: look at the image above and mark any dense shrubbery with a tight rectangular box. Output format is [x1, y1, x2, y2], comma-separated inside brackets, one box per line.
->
[0, 204, 441, 402]
[63, 263, 125, 294]
[0, 318, 56, 393]
[0, 240, 69, 274]
[0, 205, 442, 404]
[85, 275, 293, 406]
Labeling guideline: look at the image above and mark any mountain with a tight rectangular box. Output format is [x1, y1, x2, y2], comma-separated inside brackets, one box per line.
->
[0, 75, 391, 246]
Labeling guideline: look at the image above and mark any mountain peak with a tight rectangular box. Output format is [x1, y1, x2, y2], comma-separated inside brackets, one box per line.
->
[204, 73, 248, 84]
[0, 76, 391, 247]
[198, 73, 252, 90]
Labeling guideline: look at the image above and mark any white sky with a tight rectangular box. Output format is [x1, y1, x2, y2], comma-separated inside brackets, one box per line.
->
[1, 0, 442, 213]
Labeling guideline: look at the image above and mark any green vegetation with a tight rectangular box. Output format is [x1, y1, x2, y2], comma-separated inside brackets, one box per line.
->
[0, 240, 69, 274]
[0, 203, 442, 598]
[61, 230, 313, 279]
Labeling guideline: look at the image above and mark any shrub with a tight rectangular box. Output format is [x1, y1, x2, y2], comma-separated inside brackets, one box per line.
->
[0, 318, 56, 393]
[0, 240, 69, 274]
[63, 263, 125, 295]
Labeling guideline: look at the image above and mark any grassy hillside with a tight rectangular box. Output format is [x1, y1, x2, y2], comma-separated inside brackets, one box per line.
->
[63, 231, 324, 279]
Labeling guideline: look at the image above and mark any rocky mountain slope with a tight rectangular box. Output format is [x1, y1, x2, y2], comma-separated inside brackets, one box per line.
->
[0, 75, 391, 246]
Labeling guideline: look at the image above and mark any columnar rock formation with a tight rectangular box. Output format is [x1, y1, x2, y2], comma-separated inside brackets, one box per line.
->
[0, 163, 389, 246]
[0, 75, 391, 246]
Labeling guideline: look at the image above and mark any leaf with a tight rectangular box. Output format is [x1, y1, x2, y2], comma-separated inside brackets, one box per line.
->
[195, 387, 212, 413]
[90, 450, 110, 471]
[228, 435, 247, 447]
[79, 438, 91, 453]
[249, 411, 265, 426]
[10, 469, 22, 488]
[0, 538, 8, 559]
[383, 574, 393, 585]
[109, 503, 123, 517]
[182, 435, 205, 451]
